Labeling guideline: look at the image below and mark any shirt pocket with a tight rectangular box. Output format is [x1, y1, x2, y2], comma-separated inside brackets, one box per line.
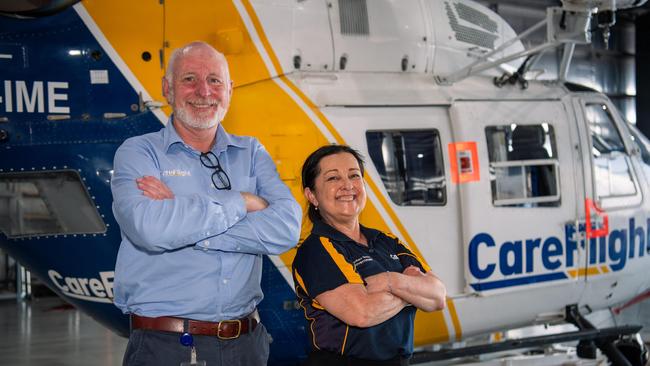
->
[232, 175, 257, 194]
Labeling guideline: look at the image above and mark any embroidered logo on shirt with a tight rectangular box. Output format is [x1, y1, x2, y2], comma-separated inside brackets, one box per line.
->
[162, 169, 191, 177]
[353, 255, 374, 268]
[390, 254, 399, 260]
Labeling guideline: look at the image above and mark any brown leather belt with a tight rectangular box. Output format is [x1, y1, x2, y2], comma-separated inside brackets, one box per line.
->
[131, 314, 258, 340]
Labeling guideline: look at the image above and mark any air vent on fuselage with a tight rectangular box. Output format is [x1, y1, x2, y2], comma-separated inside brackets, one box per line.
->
[339, 0, 369, 36]
[445, 1, 498, 49]
[455, 2, 497, 33]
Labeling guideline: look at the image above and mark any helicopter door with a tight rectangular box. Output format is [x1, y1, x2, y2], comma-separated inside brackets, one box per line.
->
[450, 100, 586, 301]
[572, 94, 647, 308]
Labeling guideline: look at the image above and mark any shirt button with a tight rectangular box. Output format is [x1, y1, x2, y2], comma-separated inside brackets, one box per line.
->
[206, 231, 211, 236]
[236, 247, 241, 251]
[202, 240, 209, 246]
[222, 279, 228, 284]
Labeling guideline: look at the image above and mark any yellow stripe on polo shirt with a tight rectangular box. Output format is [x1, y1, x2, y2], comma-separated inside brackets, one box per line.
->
[294, 270, 309, 296]
[319, 237, 364, 284]
[341, 325, 350, 355]
[390, 235, 431, 272]
[311, 300, 325, 310]
[296, 297, 321, 350]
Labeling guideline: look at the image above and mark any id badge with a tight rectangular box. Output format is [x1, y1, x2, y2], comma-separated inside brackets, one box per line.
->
[179, 333, 206, 366]
[179, 346, 206, 366]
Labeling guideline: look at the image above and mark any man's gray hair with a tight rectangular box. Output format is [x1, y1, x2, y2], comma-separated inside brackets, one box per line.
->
[164, 41, 230, 84]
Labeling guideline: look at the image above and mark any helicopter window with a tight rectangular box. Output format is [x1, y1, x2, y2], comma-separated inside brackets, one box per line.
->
[585, 104, 637, 198]
[0, 170, 106, 238]
[627, 123, 650, 168]
[485, 124, 560, 207]
[627, 124, 650, 190]
[366, 130, 446, 206]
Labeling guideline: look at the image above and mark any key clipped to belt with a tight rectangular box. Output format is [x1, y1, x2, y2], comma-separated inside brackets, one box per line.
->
[180, 332, 207, 366]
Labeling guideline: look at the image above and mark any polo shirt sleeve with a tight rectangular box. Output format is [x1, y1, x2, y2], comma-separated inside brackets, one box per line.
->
[386, 233, 432, 273]
[292, 236, 364, 299]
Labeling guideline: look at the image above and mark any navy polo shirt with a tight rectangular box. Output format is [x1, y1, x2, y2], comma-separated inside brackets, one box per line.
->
[292, 220, 431, 361]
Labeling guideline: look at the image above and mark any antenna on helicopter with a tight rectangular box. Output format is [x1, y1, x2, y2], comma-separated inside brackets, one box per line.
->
[597, 9, 616, 48]
[435, 0, 646, 86]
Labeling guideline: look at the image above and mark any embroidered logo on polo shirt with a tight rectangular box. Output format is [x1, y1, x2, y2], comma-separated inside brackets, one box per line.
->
[390, 254, 399, 260]
[353, 256, 373, 268]
[162, 169, 191, 177]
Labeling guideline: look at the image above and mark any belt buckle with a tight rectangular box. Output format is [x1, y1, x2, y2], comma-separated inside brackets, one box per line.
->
[217, 319, 241, 340]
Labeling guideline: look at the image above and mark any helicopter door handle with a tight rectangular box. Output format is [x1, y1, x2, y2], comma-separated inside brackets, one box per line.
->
[566, 220, 586, 242]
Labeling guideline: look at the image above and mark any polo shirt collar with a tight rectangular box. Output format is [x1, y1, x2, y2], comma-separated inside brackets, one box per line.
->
[311, 220, 381, 244]
[163, 115, 247, 154]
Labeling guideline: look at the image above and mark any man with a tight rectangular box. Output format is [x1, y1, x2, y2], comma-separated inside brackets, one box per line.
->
[111, 41, 302, 366]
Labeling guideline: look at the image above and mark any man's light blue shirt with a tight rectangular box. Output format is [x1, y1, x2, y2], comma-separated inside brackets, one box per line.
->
[111, 119, 302, 321]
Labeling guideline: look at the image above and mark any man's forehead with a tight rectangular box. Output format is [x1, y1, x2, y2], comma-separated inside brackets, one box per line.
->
[175, 47, 228, 76]
[176, 59, 227, 76]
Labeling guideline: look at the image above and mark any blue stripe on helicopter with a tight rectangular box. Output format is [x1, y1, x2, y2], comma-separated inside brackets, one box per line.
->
[470, 272, 568, 291]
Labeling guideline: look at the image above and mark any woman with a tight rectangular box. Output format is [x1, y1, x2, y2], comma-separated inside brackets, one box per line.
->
[292, 145, 447, 366]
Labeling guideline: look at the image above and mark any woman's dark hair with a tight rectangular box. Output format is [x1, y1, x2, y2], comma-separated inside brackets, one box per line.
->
[301, 144, 365, 223]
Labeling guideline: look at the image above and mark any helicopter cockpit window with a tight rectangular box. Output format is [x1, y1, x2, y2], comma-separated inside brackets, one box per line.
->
[485, 124, 560, 207]
[0, 171, 106, 238]
[628, 124, 650, 165]
[627, 123, 650, 182]
[366, 130, 446, 206]
[585, 104, 637, 198]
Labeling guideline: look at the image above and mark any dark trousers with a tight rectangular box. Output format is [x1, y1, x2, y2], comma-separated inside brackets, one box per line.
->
[303, 350, 409, 366]
[122, 322, 271, 366]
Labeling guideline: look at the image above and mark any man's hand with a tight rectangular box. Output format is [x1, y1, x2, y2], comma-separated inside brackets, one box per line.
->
[241, 192, 269, 212]
[136, 177, 268, 212]
[136, 176, 174, 200]
[403, 265, 424, 277]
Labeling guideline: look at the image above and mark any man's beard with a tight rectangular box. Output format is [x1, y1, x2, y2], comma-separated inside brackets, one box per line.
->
[174, 102, 225, 130]
[168, 89, 227, 130]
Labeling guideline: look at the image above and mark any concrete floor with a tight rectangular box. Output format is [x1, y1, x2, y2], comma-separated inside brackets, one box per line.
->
[0, 296, 647, 366]
[0, 297, 127, 366]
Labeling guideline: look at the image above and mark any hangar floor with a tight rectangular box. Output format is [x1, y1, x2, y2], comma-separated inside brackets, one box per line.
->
[0, 296, 647, 366]
[0, 297, 127, 366]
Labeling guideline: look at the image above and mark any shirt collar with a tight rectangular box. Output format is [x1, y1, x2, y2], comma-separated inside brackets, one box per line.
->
[163, 115, 247, 154]
[163, 116, 185, 151]
[211, 123, 247, 154]
[311, 220, 381, 244]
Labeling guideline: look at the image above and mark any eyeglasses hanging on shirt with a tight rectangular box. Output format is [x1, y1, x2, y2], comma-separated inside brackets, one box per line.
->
[200, 151, 231, 190]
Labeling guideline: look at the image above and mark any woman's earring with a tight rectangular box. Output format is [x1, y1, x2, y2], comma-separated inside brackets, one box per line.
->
[314, 206, 318, 211]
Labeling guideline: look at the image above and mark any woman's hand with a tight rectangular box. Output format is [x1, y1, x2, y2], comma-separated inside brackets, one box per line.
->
[403, 265, 424, 277]
[315, 282, 407, 328]
[389, 270, 447, 312]
[365, 272, 392, 294]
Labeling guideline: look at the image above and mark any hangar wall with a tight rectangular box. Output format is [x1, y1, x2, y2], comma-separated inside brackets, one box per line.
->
[636, 11, 650, 138]
[479, 1, 641, 130]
